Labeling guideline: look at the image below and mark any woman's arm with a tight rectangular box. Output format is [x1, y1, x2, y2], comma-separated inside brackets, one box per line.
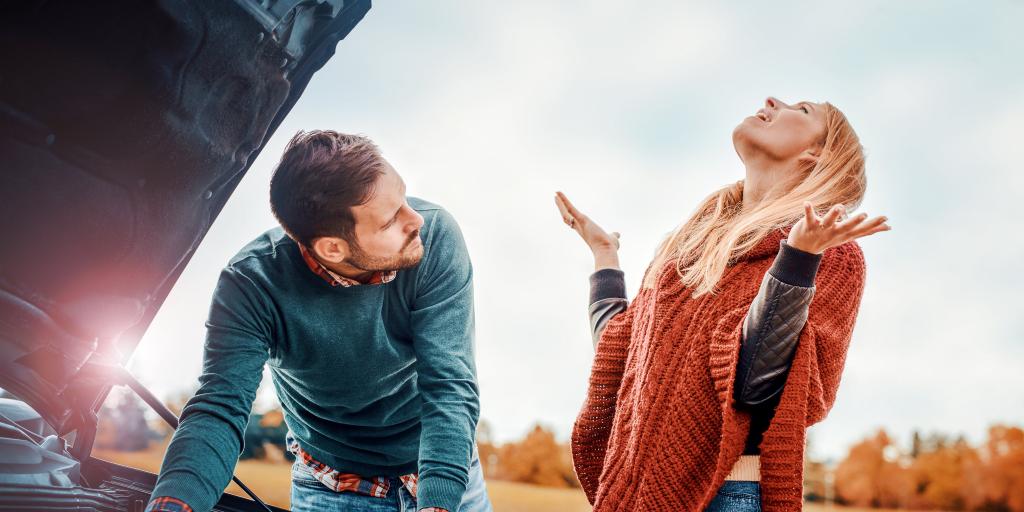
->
[733, 239, 821, 409]
[732, 202, 889, 410]
[587, 268, 628, 349]
[554, 191, 628, 349]
[554, 191, 621, 270]
[582, 239, 818, 387]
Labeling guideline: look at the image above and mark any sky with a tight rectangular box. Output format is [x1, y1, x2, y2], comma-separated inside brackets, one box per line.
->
[128, 0, 1024, 462]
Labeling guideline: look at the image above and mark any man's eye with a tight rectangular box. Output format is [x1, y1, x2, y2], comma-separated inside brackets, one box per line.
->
[801, 106, 809, 114]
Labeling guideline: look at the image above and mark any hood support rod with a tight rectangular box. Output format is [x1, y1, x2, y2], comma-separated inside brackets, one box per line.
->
[117, 367, 275, 512]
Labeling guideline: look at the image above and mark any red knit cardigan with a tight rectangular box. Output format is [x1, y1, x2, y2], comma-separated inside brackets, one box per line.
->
[570, 226, 866, 511]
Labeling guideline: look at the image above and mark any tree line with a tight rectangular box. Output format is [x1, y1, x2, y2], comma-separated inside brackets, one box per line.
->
[96, 391, 1022, 510]
[829, 425, 1024, 511]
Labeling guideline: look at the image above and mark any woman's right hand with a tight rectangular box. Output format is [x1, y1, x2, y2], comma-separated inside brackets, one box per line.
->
[554, 191, 622, 270]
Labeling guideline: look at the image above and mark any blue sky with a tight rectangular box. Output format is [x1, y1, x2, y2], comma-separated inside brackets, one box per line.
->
[130, 1, 1024, 461]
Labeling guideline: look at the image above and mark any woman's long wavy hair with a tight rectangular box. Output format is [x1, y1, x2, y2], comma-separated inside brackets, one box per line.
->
[642, 103, 867, 297]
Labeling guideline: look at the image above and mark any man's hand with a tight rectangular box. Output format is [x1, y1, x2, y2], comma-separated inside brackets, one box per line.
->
[788, 201, 891, 255]
[554, 191, 622, 270]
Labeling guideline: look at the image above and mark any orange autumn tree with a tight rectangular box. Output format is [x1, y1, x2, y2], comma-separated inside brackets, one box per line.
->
[477, 423, 580, 488]
[977, 425, 1024, 511]
[476, 420, 501, 478]
[834, 425, 1024, 511]
[834, 429, 899, 507]
[908, 435, 982, 510]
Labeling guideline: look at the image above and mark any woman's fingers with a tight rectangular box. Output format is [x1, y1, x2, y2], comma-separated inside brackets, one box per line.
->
[556, 191, 586, 221]
[554, 191, 622, 251]
[803, 201, 819, 228]
[793, 203, 891, 252]
[836, 212, 869, 232]
[554, 193, 577, 227]
[827, 215, 890, 248]
[821, 204, 845, 228]
[834, 212, 885, 234]
[847, 216, 890, 239]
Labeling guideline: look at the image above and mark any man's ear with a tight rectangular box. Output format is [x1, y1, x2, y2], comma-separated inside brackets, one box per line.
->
[311, 236, 350, 264]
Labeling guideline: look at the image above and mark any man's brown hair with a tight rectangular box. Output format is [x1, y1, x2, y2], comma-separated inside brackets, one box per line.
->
[269, 130, 386, 248]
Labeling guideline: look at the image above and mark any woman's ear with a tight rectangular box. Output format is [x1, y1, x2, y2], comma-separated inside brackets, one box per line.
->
[797, 146, 822, 168]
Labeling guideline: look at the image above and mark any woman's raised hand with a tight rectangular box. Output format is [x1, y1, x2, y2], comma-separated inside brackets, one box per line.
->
[555, 191, 622, 270]
[787, 201, 891, 255]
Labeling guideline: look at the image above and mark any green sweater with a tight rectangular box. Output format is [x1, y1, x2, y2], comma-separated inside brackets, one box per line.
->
[150, 197, 480, 512]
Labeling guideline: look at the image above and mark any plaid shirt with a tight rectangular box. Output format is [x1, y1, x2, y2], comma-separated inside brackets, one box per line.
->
[146, 497, 191, 512]
[147, 244, 444, 512]
[297, 243, 397, 287]
[287, 437, 443, 510]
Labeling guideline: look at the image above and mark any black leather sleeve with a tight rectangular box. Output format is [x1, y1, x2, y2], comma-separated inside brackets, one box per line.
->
[587, 268, 628, 349]
[733, 239, 823, 410]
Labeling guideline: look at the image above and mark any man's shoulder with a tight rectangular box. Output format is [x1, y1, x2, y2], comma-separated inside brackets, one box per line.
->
[408, 195, 443, 214]
[407, 197, 469, 269]
[225, 226, 294, 271]
[408, 196, 462, 238]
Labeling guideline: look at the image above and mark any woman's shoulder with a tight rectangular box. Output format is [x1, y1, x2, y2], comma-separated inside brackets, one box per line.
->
[815, 239, 867, 297]
[822, 239, 866, 272]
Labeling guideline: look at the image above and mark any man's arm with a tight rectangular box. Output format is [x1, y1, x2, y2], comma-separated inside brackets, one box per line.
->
[147, 267, 272, 512]
[410, 208, 480, 512]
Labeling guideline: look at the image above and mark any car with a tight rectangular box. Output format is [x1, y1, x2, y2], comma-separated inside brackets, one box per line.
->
[0, 1, 370, 510]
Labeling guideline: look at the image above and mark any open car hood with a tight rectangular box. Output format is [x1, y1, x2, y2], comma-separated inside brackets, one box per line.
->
[0, 0, 370, 436]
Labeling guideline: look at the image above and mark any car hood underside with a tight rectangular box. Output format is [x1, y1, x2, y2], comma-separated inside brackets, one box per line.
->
[0, 0, 368, 442]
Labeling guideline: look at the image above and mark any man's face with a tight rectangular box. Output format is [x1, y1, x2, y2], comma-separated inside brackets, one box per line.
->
[343, 162, 425, 272]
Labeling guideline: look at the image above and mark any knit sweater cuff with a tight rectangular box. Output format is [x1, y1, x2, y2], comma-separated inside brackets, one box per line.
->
[148, 482, 207, 512]
[589, 268, 627, 304]
[769, 240, 822, 287]
[417, 475, 465, 512]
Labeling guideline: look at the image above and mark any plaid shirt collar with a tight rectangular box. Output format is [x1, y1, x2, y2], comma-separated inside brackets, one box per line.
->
[298, 243, 397, 287]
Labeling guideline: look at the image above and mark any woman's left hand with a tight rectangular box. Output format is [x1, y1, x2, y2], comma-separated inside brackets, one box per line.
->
[787, 201, 891, 255]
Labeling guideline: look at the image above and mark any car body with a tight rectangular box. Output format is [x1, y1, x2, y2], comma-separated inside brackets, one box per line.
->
[0, 1, 370, 509]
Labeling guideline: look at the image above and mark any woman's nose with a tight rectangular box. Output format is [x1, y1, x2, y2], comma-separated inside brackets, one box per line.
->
[766, 96, 791, 111]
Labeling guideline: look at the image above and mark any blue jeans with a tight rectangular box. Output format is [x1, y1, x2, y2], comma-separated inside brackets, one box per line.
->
[290, 449, 493, 512]
[704, 481, 762, 512]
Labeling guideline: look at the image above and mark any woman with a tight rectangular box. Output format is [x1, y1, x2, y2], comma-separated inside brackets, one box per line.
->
[555, 97, 890, 511]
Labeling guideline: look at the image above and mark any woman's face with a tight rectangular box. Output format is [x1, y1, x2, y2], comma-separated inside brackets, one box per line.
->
[733, 97, 827, 165]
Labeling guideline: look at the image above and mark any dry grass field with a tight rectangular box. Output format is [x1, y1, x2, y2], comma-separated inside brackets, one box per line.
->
[94, 443, 900, 512]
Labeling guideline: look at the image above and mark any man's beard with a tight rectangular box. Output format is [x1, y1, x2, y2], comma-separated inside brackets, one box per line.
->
[346, 231, 423, 272]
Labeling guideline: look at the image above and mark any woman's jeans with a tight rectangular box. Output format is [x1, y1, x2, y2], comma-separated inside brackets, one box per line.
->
[704, 481, 762, 512]
[290, 449, 493, 512]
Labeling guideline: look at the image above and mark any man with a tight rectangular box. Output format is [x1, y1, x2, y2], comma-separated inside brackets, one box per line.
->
[146, 131, 490, 512]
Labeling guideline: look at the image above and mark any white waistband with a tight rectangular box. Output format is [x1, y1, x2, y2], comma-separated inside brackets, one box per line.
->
[724, 455, 760, 481]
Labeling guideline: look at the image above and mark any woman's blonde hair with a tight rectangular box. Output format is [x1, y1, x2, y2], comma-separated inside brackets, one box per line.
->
[643, 102, 867, 296]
